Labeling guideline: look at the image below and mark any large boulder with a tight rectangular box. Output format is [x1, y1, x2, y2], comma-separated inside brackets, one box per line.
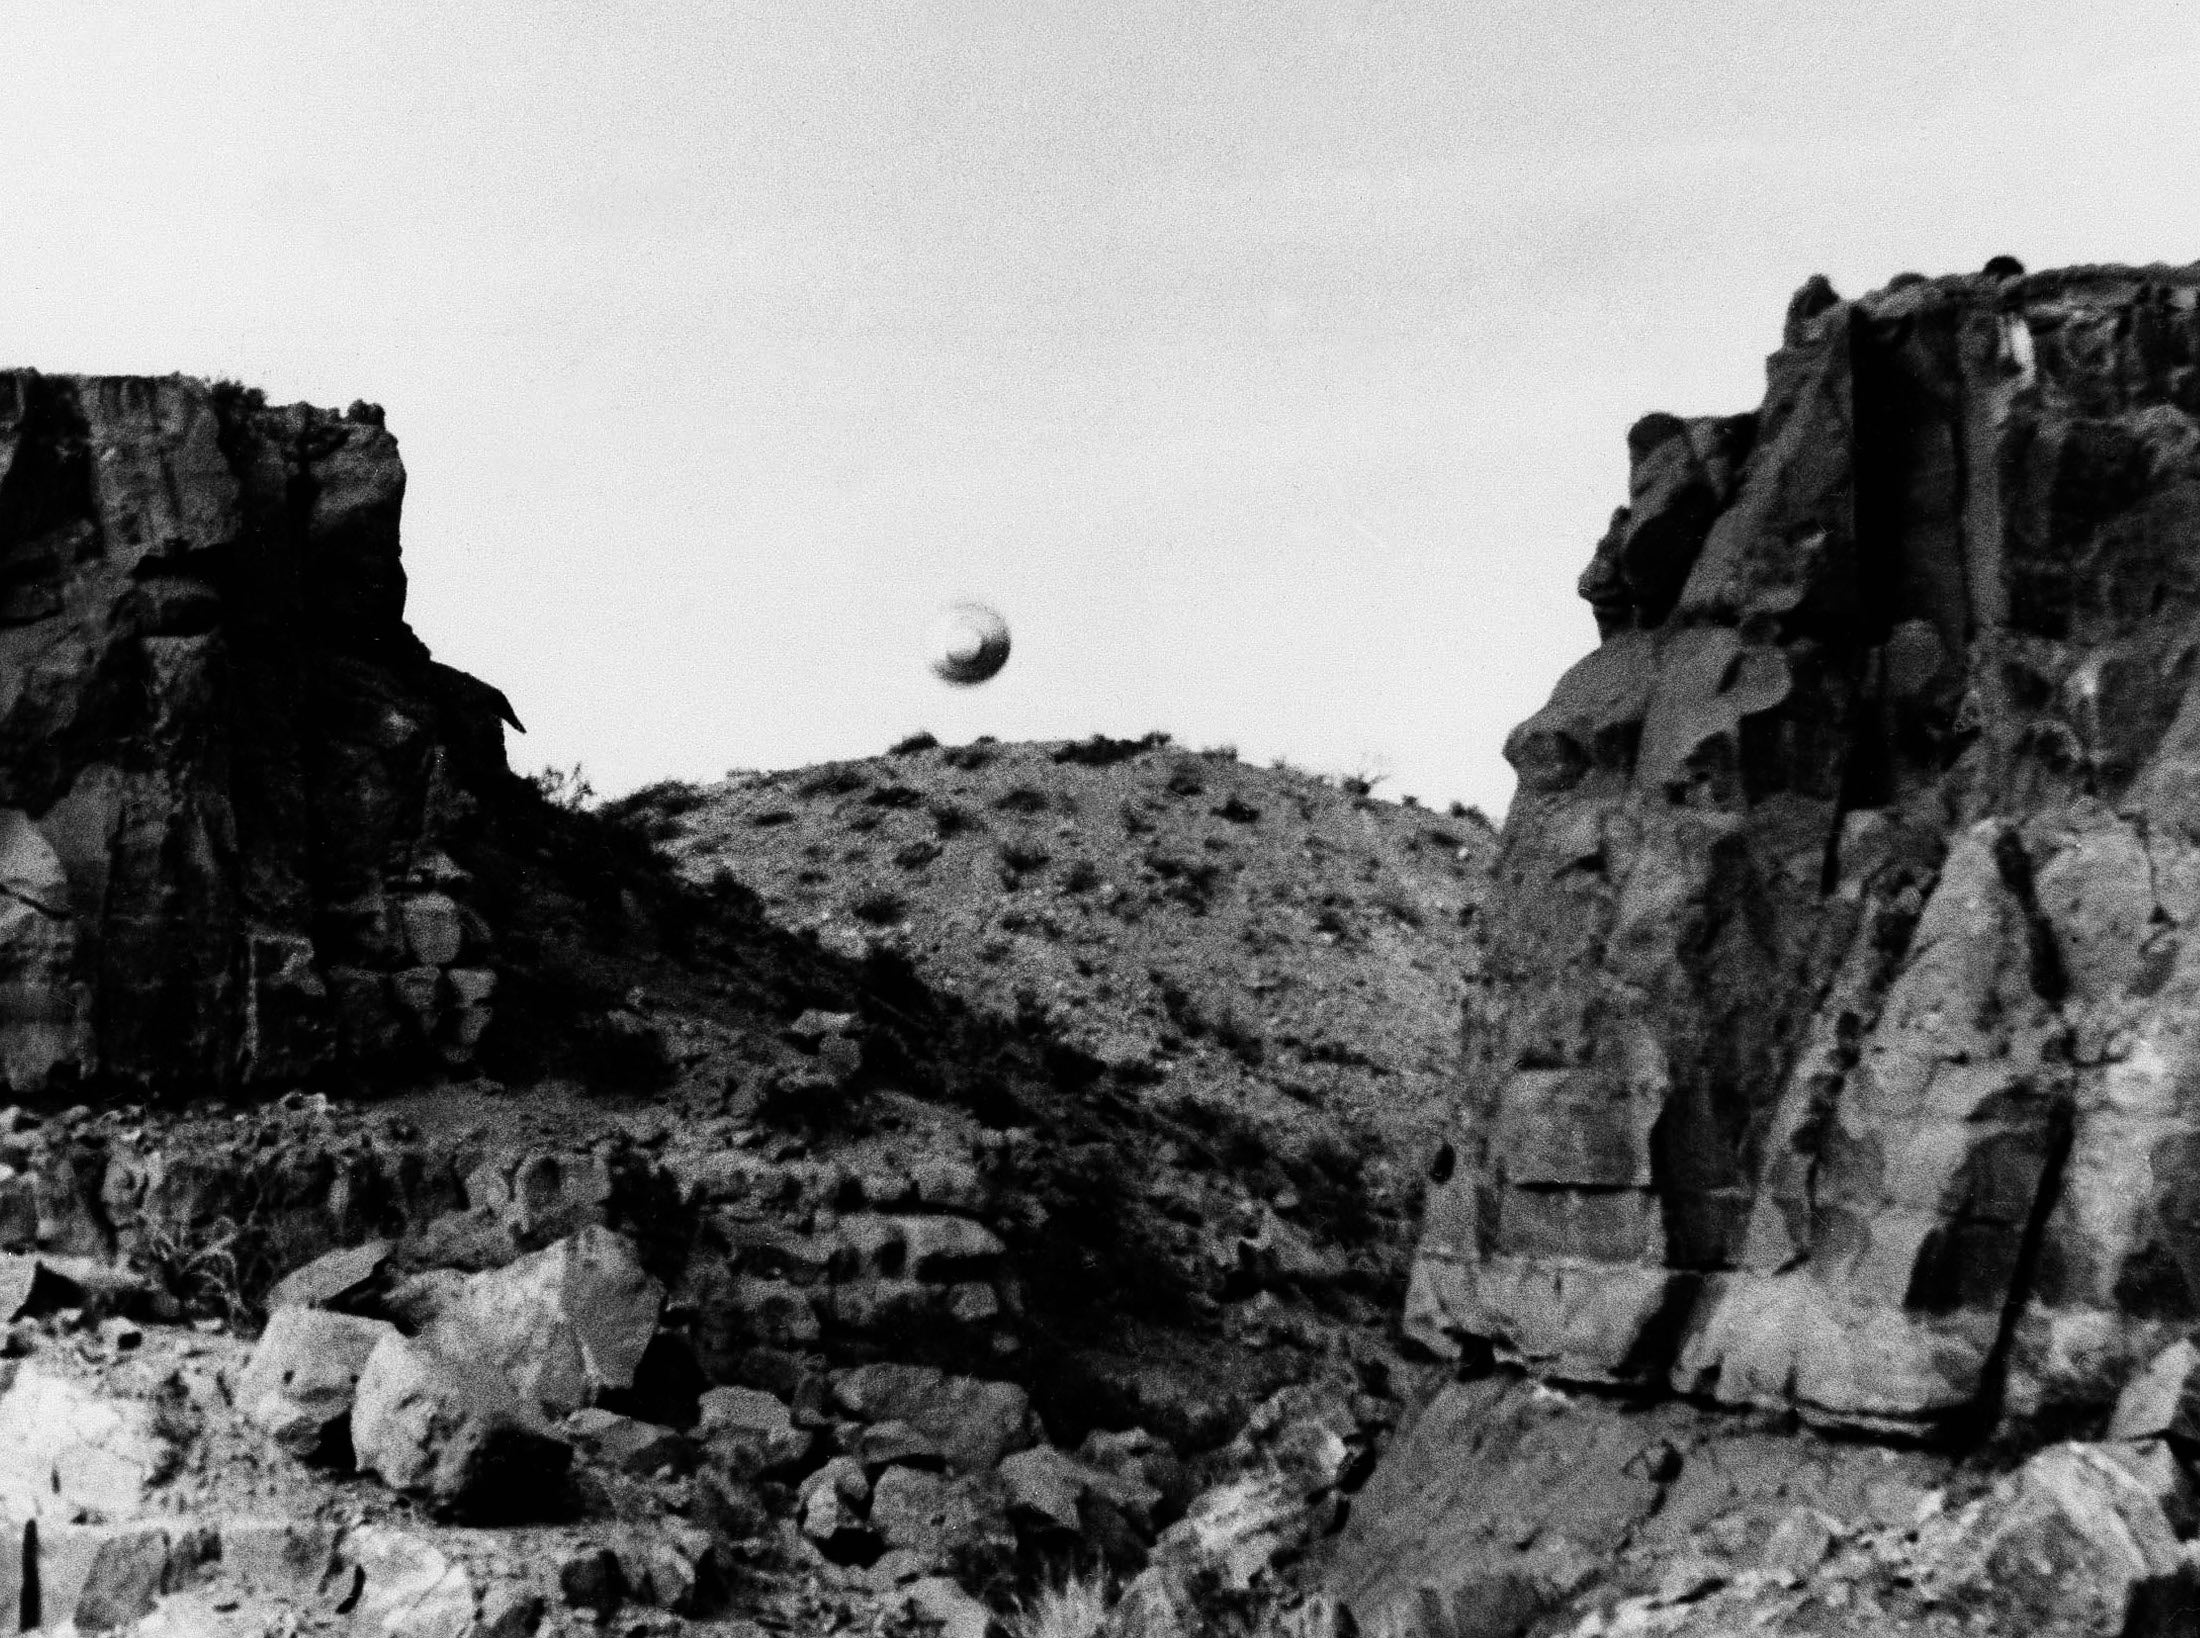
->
[829, 1363, 1038, 1473]
[349, 1332, 571, 1518]
[1410, 264, 2200, 1436]
[421, 1226, 663, 1417]
[0, 373, 522, 1100]
[237, 1306, 397, 1460]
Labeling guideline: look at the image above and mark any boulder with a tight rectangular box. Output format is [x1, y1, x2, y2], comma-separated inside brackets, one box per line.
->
[868, 1464, 1015, 1573]
[563, 1408, 690, 1475]
[349, 1332, 571, 1518]
[422, 1226, 663, 1417]
[2110, 1338, 2200, 1444]
[800, 1456, 874, 1555]
[36, 1523, 171, 1633]
[0, 1361, 174, 1519]
[830, 1363, 1038, 1473]
[695, 1385, 812, 1476]
[218, 1518, 338, 1597]
[265, 1238, 392, 1314]
[344, 1527, 478, 1638]
[237, 1306, 398, 1460]
[1934, 1441, 2198, 1635]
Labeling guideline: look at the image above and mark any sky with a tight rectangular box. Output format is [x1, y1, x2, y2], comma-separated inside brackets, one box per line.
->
[6, 4, 2200, 815]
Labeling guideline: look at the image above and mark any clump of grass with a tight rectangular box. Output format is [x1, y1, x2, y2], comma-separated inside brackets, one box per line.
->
[889, 730, 939, 755]
[1012, 1573, 1113, 1638]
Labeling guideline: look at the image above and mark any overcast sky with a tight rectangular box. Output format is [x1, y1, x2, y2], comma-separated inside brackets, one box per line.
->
[6, 3, 2200, 814]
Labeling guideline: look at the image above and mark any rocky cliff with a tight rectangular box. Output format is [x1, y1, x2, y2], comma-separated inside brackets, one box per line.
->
[0, 374, 522, 1099]
[1409, 262, 2200, 1437]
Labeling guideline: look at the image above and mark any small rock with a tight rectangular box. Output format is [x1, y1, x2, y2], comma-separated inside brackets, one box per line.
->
[565, 1408, 691, 1475]
[898, 1575, 1001, 1638]
[558, 1545, 624, 1616]
[477, 1582, 546, 1638]
[853, 1419, 947, 1472]
[787, 1010, 858, 1047]
[219, 1518, 338, 1595]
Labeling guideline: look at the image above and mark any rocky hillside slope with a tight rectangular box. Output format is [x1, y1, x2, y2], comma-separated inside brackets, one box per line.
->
[639, 736, 1492, 1266]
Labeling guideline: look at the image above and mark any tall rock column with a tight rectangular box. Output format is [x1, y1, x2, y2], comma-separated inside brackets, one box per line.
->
[0, 374, 519, 1100]
[1414, 265, 2200, 1433]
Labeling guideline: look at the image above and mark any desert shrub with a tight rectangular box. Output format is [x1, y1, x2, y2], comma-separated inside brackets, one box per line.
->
[1375, 885, 1424, 927]
[1013, 1573, 1113, 1638]
[749, 809, 795, 828]
[529, 763, 596, 812]
[1209, 1002, 1265, 1067]
[796, 766, 868, 797]
[1052, 731, 1169, 768]
[1211, 796, 1260, 824]
[1061, 857, 1100, 893]
[893, 839, 942, 870]
[865, 784, 923, 809]
[850, 887, 906, 925]
[1119, 801, 1154, 836]
[998, 840, 1052, 882]
[1199, 743, 1238, 762]
[995, 785, 1051, 815]
[944, 740, 998, 770]
[888, 730, 939, 755]
[929, 800, 974, 837]
[1144, 851, 1220, 913]
[1164, 767, 1205, 797]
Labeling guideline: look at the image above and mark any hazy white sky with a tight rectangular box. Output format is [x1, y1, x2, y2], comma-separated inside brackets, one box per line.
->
[6, 3, 2200, 813]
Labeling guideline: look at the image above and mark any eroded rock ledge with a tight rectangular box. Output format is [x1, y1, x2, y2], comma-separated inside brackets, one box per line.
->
[1412, 262, 2200, 1435]
[0, 374, 520, 1099]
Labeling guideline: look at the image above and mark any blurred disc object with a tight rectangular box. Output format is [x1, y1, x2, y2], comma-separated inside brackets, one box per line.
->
[928, 601, 1011, 685]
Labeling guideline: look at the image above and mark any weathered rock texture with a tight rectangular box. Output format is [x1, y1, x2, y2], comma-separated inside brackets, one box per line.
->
[1412, 263, 2200, 1433]
[0, 374, 520, 1098]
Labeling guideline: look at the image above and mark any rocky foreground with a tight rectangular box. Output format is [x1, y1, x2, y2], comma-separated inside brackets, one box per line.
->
[18, 263, 2200, 1638]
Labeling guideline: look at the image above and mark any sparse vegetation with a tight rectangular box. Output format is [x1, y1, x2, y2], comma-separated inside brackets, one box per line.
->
[796, 766, 869, 798]
[889, 730, 939, 755]
[529, 762, 597, 812]
[995, 785, 1051, 814]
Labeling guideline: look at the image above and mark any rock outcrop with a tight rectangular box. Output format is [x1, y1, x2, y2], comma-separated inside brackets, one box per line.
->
[0, 373, 520, 1099]
[1411, 262, 2200, 1434]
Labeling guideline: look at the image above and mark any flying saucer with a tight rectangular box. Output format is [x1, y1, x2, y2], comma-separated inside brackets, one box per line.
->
[928, 601, 1011, 686]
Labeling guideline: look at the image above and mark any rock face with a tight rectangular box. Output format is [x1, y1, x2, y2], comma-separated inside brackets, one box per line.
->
[0, 373, 519, 1100]
[1414, 263, 2200, 1434]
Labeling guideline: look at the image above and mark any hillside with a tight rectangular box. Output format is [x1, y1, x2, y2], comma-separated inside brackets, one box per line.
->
[640, 734, 1494, 1248]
